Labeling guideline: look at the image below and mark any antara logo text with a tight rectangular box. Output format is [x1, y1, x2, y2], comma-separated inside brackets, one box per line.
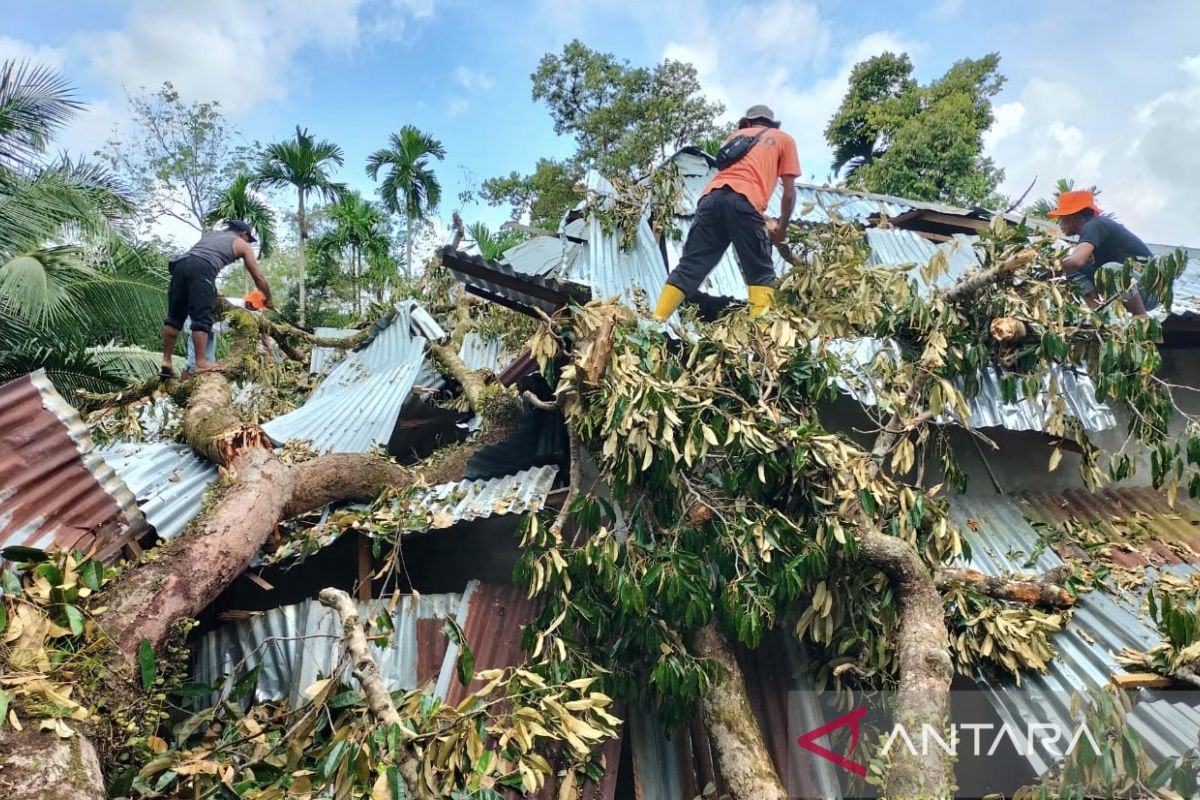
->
[796, 708, 1102, 776]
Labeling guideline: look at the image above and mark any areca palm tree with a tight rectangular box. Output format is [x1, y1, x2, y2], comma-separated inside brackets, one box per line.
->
[365, 126, 445, 276]
[254, 126, 346, 326]
[0, 60, 167, 400]
[312, 191, 391, 315]
[206, 173, 276, 258]
[466, 221, 523, 262]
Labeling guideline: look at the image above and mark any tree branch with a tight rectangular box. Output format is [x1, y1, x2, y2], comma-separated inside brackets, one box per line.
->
[935, 566, 1075, 608]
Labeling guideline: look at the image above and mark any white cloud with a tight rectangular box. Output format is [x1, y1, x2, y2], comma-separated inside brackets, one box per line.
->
[986, 55, 1200, 245]
[0, 36, 66, 71]
[74, 0, 437, 114]
[932, 0, 963, 17]
[453, 66, 495, 91]
[446, 96, 470, 117]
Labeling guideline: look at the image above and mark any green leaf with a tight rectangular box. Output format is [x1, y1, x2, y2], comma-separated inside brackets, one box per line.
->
[1146, 757, 1177, 790]
[1, 569, 20, 596]
[0, 689, 9, 729]
[0, 545, 49, 563]
[443, 617, 475, 686]
[138, 639, 156, 690]
[63, 604, 84, 636]
[0, 604, 6, 636]
[79, 560, 103, 592]
[229, 663, 262, 702]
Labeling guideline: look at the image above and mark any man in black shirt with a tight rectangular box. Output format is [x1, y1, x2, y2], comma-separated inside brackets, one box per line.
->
[1047, 190, 1156, 316]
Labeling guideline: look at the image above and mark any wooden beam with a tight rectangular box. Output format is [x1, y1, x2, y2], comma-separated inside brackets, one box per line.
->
[1111, 672, 1175, 689]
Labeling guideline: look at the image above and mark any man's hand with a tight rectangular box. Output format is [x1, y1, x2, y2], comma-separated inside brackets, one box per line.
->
[262, 290, 275, 309]
[767, 218, 788, 244]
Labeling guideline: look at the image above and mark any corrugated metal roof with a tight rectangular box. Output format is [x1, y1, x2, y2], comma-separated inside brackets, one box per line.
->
[264, 303, 430, 454]
[949, 490, 1200, 775]
[309, 327, 358, 375]
[191, 591, 463, 708]
[407, 465, 558, 530]
[1148, 243, 1200, 321]
[0, 370, 143, 562]
[828, 337, 1117, 433]
[99, 442, 218, 541]
[457, 333, 510, 375]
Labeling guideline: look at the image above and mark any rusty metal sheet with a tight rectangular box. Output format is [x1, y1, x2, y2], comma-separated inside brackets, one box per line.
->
[1018, 487, 1200, 567]
[0, 370, 142, 563]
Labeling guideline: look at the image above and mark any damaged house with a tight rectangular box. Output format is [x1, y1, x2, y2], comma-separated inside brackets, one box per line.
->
[4, 146, 1200, 798]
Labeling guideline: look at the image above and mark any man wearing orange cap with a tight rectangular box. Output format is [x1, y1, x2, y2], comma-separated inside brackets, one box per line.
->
[1047, 190, 1157, 316]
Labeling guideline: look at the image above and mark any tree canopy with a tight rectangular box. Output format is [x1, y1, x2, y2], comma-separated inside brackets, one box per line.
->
[825, 52, 1007, 207]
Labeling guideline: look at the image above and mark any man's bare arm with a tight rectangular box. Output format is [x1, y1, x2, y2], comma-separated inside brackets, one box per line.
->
[233, 238, 273, 307]
[1059, 241, 1095, 274]
[772, 175, 796, 244]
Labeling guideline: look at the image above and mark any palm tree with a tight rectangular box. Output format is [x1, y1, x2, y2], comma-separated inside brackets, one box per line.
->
[0, 60, 167, 400]
[206, 173, 276, 258]
[466, 221, 523, 262]
[312, 191, 391, 315]
[254, 126, 346, 326]
[365, 126, 445, 276]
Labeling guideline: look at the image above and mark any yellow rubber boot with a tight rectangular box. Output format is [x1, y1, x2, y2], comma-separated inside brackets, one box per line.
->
[747, 285, 775, 317]
[653, 284, 685, 321]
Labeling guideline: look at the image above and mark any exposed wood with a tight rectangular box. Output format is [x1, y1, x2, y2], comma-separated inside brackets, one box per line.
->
[319, 587, 421, 793]
[890, 208, 990, 234]
[244, 572, 275, 592]
[1111, 672, 1175, 689]
[913, 230, 954, 243]
[935, 566, 1075, 608]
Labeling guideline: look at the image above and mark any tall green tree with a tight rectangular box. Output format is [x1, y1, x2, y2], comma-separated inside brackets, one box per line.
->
[205, 173, 276, 258]
[480, 158, 581, 231]
[825, 52, 1006, 206]
[0, 61, 168, 398]
[365, 125, 445, 277]
[254, 126, 346, 327]
[530, 40, 724, 178]
[465, 221, 523, 262]
[311, 191, 391, 316]
[96, 82, 254, 237]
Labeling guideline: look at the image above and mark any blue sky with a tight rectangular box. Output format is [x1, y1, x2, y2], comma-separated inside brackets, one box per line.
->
[7, 0, 1200, 246]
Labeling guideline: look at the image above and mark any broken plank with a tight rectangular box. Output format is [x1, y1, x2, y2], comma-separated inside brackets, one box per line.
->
[1111, 672, 1174, 689]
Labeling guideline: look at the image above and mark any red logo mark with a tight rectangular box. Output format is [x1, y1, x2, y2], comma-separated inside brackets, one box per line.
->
[796, 707, 868, 777]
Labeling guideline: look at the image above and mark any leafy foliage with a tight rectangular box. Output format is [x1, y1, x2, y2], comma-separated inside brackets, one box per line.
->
[480, 157, 581, 231]
[206, 173, 277, 257]
[826, 52, 1007, 206]
[531, 40, 724, 179]
[96, 81, 256, 236]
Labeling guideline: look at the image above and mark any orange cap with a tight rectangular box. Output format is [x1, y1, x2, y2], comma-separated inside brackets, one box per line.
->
[1046, 190, 1102, 218]
[244, 290, 267, 310]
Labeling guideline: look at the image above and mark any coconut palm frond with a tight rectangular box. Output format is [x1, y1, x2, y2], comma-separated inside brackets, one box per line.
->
[0, 245, 96, 327]
[0, 60, 83, 172]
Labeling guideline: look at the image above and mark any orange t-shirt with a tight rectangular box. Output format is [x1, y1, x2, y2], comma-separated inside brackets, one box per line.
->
[703, 126, 801, 213]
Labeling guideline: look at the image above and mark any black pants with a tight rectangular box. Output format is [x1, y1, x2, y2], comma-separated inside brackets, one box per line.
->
[665, 186, 777, 296]
[164, 255, 219, 334]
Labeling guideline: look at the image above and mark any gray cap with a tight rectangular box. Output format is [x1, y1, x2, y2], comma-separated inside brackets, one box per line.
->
[743, 104, 778, 124]
[225, 219, 257, 242]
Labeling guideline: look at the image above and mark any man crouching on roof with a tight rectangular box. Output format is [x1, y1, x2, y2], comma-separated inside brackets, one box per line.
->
[1047, 189, 1158, 317]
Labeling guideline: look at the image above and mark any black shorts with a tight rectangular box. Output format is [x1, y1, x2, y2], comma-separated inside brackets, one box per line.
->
[164, 255, 219, 334]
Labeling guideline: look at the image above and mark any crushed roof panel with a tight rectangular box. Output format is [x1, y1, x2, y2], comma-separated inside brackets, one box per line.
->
[949, 490, 1200, 775]
[264, 303, 431, 454]
[828, 337, 1117, 434]
[100, 442, 218, 541]
[0, 370, 143, 562]
[309, 327, 358, 375]
[407, 464, 558, 530]
[191, 591, 462, 709]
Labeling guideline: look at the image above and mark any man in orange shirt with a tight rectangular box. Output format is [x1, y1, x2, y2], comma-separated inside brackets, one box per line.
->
[653, 104, 800, 319]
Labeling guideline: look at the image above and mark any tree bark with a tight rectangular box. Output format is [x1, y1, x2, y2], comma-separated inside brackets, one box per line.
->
[693, 623, 787, 800]
[935, 566, 1075, 608]
[319, 588, 422, 792]
[857, 529, 954, 799]
[0, 726, 105, 800]
[298, 189, 308, 327]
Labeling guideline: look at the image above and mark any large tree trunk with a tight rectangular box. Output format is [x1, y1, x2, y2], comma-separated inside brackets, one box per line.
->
[0, 726, 105, 800]
[693, 623, 787, 800]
